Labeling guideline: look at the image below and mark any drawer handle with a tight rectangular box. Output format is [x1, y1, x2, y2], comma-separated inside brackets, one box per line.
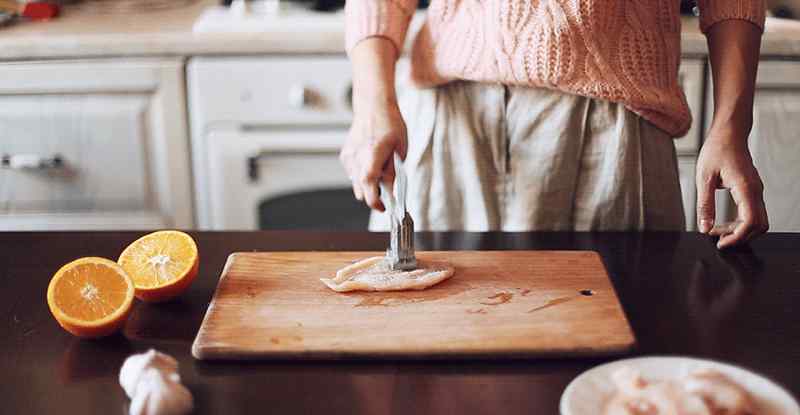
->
[247, 149, 337, 183]
[1, 153, 64, 171]
[345, 83, 353, 110]
[288, 84, 312, 109]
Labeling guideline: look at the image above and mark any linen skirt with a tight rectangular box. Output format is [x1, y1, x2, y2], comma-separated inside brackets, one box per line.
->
[370, 81, 685, 232]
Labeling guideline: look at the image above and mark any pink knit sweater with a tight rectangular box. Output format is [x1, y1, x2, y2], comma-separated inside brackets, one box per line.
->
[345, 0, 765, 137]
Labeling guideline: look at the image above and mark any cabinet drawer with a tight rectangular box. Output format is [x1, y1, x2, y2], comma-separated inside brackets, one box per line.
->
[1, 95, 150, 214]
[188, 56, 353, 126]
[0, 59, 192, 230]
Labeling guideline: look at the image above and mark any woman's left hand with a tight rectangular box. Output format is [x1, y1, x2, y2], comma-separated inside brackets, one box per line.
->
[695, 131, 769, 249]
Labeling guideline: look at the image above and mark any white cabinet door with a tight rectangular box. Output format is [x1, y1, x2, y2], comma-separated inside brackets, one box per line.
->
[0, 59, 193, 230]
[678, 156, 697, 231]
[704, 61, 800, 231]
[749, 62, 800, 231]
[676, 59, 705, 155]
[672, 59, 706, 230]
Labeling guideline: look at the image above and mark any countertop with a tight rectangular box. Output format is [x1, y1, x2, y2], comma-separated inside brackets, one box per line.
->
[1, 231, 799, 414]
[1, 0, 800, 60]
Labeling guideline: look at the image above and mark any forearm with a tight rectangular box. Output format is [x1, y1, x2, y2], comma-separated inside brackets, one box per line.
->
[343, 37, 408, 210]
[706, 19, 762, 143]
[350, 37, 399, 114]
[696, 18, 769, 245]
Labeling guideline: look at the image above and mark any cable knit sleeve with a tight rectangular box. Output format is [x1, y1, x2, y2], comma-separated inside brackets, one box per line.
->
[345, 0, 418, 56]
[697, 0, 766, 34]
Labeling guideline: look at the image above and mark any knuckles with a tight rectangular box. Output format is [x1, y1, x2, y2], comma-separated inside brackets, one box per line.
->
[696, 169, 716, 186]
[737, 180, 764, 196]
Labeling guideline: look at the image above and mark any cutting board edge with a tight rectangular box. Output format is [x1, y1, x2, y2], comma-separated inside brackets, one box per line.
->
[588, 252, 638, 350]
[191, 252, 239, 360]
[192, 340, 637, 361]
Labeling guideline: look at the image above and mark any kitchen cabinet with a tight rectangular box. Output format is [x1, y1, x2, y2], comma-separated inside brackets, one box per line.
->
[678, 156, 698, 231]
[675, 59, 706, 231]
[0, 5, 798, 232]
[749, 61, 800, 231]
[676, 59, 705, 155]
[0, 59, 193, 230]
[0, 55, 796, 233]
[705, 60, 800, 231]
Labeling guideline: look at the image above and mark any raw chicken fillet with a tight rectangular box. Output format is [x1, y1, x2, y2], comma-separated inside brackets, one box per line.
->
[321, 256, 455, 293]
[605, 367, 754, 415]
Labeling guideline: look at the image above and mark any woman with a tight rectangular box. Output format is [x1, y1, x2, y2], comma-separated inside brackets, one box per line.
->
[339, 0, 769, 249]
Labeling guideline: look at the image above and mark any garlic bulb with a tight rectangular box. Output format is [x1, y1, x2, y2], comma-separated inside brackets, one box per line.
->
[120, 349, 179, 398]
[128, 368, 194, 415]
[119, 349, 193, 415]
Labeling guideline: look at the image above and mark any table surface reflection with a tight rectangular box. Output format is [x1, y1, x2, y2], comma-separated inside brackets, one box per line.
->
[2, 231, 798, 414]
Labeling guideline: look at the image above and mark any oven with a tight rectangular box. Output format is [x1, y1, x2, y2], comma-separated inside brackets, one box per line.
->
[188, 56, 372, 230]
[203, 129, 369, 230]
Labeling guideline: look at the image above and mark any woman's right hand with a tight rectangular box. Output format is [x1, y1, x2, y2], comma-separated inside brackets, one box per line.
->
[340, 100, 407, 212]
[340, 37, 407, 211]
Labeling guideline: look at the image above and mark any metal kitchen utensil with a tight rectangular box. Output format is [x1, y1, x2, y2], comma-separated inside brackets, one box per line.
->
[380, 153, 417, 271]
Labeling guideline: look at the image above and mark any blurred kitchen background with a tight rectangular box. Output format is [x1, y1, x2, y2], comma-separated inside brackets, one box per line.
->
[0, 0, 798, 232]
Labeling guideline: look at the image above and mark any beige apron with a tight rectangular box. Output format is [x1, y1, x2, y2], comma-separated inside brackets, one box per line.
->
[370, 81, 685, 232]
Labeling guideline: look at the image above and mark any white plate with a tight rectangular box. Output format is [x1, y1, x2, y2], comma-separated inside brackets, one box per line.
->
[560, 356, 800, 415]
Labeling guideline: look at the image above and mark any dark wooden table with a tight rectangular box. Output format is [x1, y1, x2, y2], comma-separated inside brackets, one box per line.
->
[2, 231, 799, 414]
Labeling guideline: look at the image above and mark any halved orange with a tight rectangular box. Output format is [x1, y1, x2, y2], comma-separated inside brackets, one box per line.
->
[47, 257, 135, 338]
[118, 230, 199, 303]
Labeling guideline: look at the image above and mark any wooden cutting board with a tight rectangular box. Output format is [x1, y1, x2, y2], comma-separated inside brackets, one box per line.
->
[192, 251, 635, 360]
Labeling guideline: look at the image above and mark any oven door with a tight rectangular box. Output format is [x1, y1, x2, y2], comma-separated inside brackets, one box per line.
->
[205, 129, 369, 230]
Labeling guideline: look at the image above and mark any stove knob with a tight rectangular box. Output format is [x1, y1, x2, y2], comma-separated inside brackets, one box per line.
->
[288, 84, 311, 109]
